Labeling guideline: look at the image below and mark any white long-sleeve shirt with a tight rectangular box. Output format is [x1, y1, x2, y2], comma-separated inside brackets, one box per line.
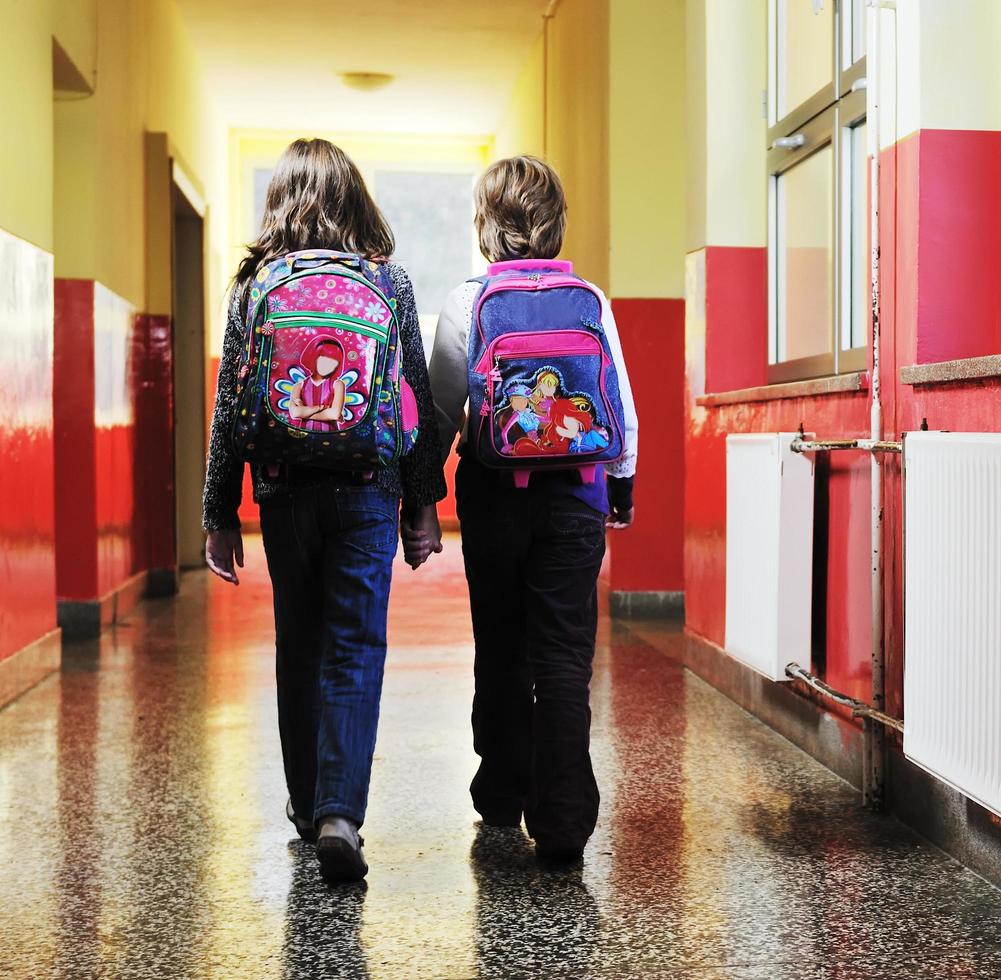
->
[428, 278, 638, 480]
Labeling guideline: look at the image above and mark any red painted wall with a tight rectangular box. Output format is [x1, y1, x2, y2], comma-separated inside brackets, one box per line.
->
[916, 130, 1001, 364]
[684, 127, 1001, 724]
[54, 280, 99, 600]
[0, 232, 57, 660]
[705, 247, 768, 394]
[94, 285, 138, 595]
[54, 281, 176, 603]
[609, 298, 685, 593]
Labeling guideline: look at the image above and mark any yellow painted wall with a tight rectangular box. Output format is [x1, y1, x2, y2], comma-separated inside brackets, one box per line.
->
[545, 0, 610, 292]
[0, 0, 54, 252]
[493, 0, 687, 296]
[53, 0, 97, 87]
[145, 0, 213, 187]
[53, 0, 220, 313]
[685, 0, 707, 253]
[494, 32, 545, 160]
[888, 0, 1001, 149]
[54, 0, 146, 307]
[687, 0, 767, 250]
[609, 0, 686, 299]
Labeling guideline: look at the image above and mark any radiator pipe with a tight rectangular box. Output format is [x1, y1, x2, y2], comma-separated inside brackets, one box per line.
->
[866, 0, 892, 813]
[785, 664, 904, 735]
[791, 437, 901, 455]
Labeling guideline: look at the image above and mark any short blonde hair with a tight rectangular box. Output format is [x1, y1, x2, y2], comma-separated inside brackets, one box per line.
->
[474, 156, 567, 262]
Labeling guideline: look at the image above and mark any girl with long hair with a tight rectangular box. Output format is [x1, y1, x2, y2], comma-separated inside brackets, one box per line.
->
[202, 138, 445, 883]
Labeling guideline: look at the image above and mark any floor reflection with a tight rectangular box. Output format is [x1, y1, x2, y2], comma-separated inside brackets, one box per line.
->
[283, 841, 369, 979]
[469, 824, 599, 979]
[1, 536, 1000, 979]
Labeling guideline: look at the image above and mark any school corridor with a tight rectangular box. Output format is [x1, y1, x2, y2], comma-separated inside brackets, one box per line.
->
[5, 0, 1001, 975]
[1, 536, 998, 979]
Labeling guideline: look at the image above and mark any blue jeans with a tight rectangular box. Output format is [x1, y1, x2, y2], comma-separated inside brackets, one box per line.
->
[259, 483, 399, 827]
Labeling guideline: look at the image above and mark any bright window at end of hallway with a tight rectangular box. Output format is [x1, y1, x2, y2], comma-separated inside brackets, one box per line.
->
[373, 171, 478, 363]
[767, 0, 868, 383]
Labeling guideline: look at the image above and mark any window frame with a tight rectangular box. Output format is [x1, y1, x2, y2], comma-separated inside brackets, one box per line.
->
[767, 0, 868, 384]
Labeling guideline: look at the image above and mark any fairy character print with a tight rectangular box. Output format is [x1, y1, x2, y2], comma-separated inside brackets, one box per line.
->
[288, 336, 347, 432]
[566, 396, 610, 454]
[495, 382, 541, 454]
[496, 365, 609, 459]
[513, 398, 593, 457]
[530, 369, 561, 424]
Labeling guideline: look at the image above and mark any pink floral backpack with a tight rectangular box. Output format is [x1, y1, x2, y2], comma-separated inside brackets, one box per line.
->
[231, 250, 419, 471]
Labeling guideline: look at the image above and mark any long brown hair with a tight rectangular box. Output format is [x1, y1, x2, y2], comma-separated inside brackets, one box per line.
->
[235, 138, 394, 290]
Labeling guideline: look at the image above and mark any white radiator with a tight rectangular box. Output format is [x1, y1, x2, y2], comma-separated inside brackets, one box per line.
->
[904, 432, 1001, 817]
[725, 434, 815, 682]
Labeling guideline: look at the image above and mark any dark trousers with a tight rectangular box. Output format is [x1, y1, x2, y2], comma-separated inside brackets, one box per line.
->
[457, 462, 606, 852]
[259, 484, 399, 827]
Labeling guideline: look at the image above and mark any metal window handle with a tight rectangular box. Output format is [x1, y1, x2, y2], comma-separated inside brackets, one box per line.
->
[772, 133, 807, 149]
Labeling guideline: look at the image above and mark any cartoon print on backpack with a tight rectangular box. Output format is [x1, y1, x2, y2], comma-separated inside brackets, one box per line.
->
[530, 369, 561, 424]
[494, 365, 609, 458]
[496, 383, 542, 453]
[566, 396, 611, 454]
[273, 333, 367, 432]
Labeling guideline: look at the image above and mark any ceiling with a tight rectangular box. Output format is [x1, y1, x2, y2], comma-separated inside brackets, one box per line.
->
[174, 0, 549, 136]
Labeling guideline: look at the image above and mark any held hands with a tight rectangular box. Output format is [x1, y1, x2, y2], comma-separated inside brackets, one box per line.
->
[606, 506, 635, 530]
[401, 505, 443, 570]
[206, 528, 244, 585]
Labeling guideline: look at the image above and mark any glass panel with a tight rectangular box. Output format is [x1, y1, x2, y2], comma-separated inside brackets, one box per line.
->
[776, 146, 833, 362]
[847, 122, 868, 350]
[375, 171, 474, 319]
[852, 0, 867, 64]
[778, 0, 834, 119]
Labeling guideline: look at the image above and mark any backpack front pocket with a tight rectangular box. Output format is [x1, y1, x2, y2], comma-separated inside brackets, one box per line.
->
[477, 330, 620, 464]
[262, 312, 389, 435]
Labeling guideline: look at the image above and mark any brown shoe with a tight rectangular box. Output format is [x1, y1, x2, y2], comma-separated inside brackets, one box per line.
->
[317, 816, 368, 883]
[286, 799, 318, 843]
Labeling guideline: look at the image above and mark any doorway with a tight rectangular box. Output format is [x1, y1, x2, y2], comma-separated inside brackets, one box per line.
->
[171, 180, 206, 570]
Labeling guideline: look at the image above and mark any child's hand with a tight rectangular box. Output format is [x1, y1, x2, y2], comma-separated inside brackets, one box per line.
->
[606, 506, 634, 530]
[401, 505, 443, 570]
[206, 529, 244, 584]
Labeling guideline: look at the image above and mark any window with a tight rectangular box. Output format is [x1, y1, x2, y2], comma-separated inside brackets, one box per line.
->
[373, 170, 478, 362]
[768, 0, 867, 383]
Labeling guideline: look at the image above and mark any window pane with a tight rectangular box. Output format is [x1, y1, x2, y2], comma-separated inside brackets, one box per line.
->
[847, 122, 868, 350]
[374, 171, 474, 320]
[777, 146, 833, 362]
[778, 0, 834, 119]
[852, 0, 867, 64]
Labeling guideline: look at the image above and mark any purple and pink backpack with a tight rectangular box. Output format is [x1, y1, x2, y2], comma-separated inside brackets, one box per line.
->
[468, 258, 626, 487]
[231, 250, 419, 472]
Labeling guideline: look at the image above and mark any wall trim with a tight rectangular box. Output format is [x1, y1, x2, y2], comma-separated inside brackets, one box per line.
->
[697, 371, 868, 407]
[611, 590, 684, 619]
[900, 354, 1001, 386]
[58, 570, 150, 641]
[681, 629, 1001, 889]
[0, 629, 62, 709]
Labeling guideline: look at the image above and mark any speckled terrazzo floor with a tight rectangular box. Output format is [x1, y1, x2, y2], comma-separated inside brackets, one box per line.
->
[2, 535, 1000, 980]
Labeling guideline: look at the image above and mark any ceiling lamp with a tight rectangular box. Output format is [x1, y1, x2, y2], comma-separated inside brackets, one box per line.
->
[340, 72, 394, 91]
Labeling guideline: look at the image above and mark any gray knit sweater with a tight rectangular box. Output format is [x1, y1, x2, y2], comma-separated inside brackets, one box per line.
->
[202, 262, 446, 532]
